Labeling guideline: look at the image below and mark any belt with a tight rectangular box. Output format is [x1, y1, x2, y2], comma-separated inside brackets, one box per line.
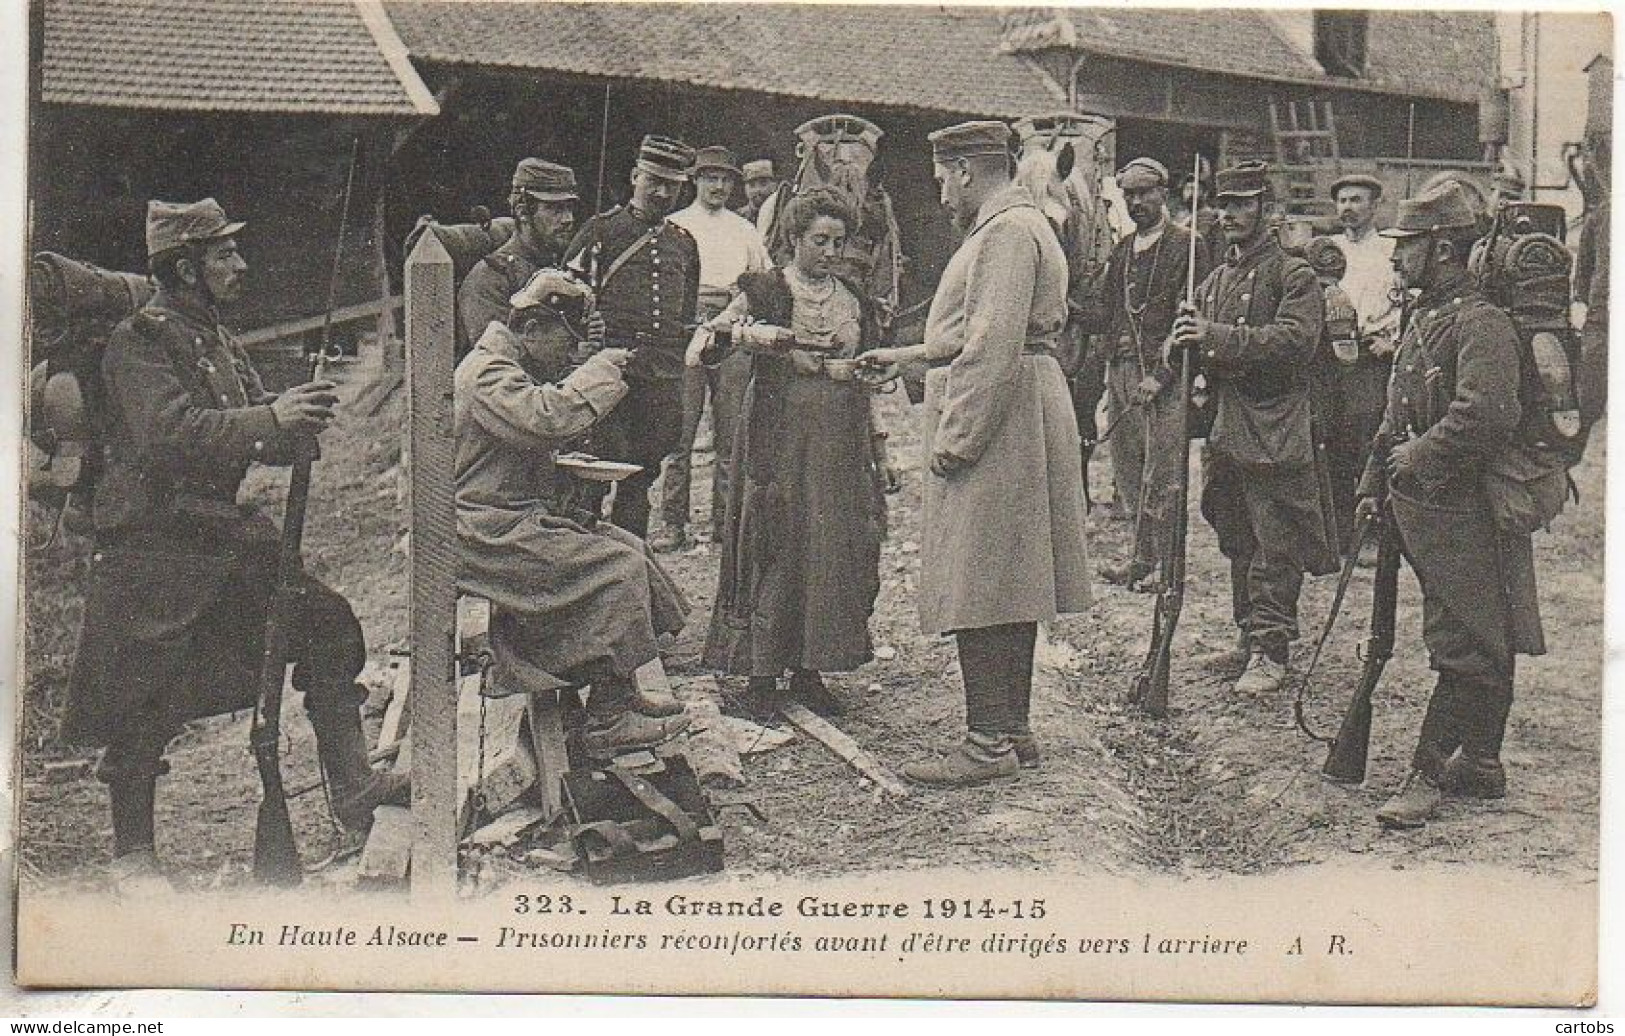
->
[928, 342, 1055, 368]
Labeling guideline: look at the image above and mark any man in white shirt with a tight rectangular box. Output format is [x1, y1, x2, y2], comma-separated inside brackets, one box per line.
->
[656, 145, 771, 552]
[1326, 173, 1400, 556]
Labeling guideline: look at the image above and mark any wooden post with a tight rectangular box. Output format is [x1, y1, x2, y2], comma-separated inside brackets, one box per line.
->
[405, 228, 458, 899]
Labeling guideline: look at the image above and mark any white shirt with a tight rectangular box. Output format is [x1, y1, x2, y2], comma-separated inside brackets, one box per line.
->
[668, 202, 770, 297]
[1334, 226, 1399, 338]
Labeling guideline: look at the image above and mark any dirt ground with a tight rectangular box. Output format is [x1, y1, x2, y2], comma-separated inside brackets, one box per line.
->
[17, 370, 1605, 894]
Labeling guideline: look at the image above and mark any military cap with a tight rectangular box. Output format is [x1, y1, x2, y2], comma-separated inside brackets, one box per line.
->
[145, 198, 246, 259]
[742, 158, 778, 182]
[510, 267, 595, 323]
[796, 113, 884, 152]
[1116, 157, 1170, 191]
[1380, 182, 1480, 238]
[1304, 236, 1349, 279]
[512, 158, 579, 202]
[1329, 172, 1383, 200]
[1013, 111, 1100, 144]
[635, 135, 695, 181]
[929, 120, 1013, 163]
[692, 146, 742, 178]
[1213, 161, 1271, 199]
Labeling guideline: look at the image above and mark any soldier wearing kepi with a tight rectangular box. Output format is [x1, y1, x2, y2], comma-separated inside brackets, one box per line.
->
[889, 120, 1091, 786]
[1172, 161, 1336, 696]
[458, 158, 581, 354]
[565, 135, 701, 538]
[63, 199, 407, 893]
[1076, 157, 1210, 587]
[1357, 184, 1548, 829]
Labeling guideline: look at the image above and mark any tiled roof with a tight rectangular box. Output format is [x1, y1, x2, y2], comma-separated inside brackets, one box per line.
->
[385, 2, 1064, 118]
[1062, 8, 1496, 105]
[41, 0, 439, 115]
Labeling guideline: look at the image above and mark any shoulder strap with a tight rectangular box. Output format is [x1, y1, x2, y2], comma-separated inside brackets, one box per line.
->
[600, 223, 665, 291]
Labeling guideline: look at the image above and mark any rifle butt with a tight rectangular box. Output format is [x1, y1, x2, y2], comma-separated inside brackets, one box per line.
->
[252, 795, 303, 887]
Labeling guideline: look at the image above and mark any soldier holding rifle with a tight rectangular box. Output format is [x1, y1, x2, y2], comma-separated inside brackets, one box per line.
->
[1171, 161, 1336, 697]
[1355, 184, 1547, 829]
[63, 200, 407, 893]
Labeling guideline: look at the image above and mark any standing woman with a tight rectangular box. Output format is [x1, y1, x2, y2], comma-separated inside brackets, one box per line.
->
[687, 187, 888, 717]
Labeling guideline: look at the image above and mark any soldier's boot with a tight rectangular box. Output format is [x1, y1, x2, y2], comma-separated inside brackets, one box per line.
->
[633, 680, 685, 718]
[790, 669, 845, 717]
[1195, 632, 1251, 675]
[723, 676, 784, 723]
[1376, 769, 1445, 830]
[1011, 733, 1042, 770]
[1099, 557, 1155, 589]
[903, 733, 1020, 788]
[1233, 648, 1287, 696]
[648, 525, 688, 554]
[107, 776, 174, 896]
[1441, 753, 1508, 799]
[310, 704, 411, 833]
[581, 674, 692, 756]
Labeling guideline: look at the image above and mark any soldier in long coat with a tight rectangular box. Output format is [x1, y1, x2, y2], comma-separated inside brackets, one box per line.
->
[1356, 184, 1550, 829]
[867, 121, 1090, 785]
[455, 269, 691, 755]
[1172, 161, 1337, 696]
[457, 159, 582, 356]
[64, 200, 406, 893]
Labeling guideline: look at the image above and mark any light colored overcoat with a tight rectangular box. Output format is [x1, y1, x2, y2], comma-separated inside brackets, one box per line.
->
[919, 185, 1091, 636]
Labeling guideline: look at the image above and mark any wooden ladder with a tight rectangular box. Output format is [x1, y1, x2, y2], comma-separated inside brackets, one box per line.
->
[1269, 98, 1342, 218]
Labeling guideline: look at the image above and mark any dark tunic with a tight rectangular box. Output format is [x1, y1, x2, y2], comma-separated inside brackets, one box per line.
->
[703, 269, 884, 676]
[1359, 272, 1546, 683]
[457, 235, 556, 356]
[64, 289, 363, 752]
[564, 205, 700, 383]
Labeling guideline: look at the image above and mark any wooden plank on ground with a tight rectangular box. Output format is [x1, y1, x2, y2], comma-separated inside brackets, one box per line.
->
[525, 694, 571, 823]
[778, 701, 911, 799]
[358, 806, 414, 887]
[456, 681, 535, 833]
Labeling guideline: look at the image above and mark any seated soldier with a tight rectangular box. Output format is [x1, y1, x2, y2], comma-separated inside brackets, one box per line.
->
[455, 269, 691, 754]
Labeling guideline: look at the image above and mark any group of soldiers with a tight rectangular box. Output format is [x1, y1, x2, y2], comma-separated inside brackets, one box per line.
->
[61, 102, 1591, 891]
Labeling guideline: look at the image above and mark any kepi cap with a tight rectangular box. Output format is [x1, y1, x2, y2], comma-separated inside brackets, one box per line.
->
[1329, 172, 1383, 200]
[1380, 182, 1481, 238]
[146, 198, 246, 259]
[929, 120, 1013, 163]
[1214, 161, 1271, 200]
[512, 158, 579, 203]
[742, 159, 778, 182]
[635, 135, 695, 182]
[691, 146, 742, 178]
[1116, 157, 1169, 190]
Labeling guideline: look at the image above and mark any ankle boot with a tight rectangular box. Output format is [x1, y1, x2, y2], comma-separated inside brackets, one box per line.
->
[309, 703, 410, 832]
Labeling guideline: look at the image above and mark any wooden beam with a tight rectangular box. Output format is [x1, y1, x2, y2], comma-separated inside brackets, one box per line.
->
[778, 702, 911, 799]
[237, 295, 403, 351]
[405, 226, 459, 900]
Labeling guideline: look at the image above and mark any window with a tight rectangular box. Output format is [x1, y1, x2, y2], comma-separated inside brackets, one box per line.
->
[1314, 11, 1368, 78]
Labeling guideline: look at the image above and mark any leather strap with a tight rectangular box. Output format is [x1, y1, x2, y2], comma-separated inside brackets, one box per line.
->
[607, 767, 700, 844]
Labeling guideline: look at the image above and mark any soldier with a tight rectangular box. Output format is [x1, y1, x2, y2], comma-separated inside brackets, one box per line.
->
[868, 120, 1090, 786]
[63, 199, 407, 893]
[1325, 173, 1400, 556]
[657, 146, 771, 552]
[565, 135, 701, 538]
[457, 158, 581, 353]
[1357, 184, 1548, 829]
[455, 269, 690, 753]
[1076, 157, 1210, 586]
[1172, 161, 1336, 696]
[741, 158, 781, 226]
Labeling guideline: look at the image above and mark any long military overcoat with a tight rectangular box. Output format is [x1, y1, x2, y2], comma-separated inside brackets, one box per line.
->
[918, 185, 1092, 636]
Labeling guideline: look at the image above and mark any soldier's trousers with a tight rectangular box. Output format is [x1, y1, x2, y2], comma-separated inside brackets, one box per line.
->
[1201, 455, 1325, 659]
[95, 570, 366, 784]
[1413, 669, 1514, 777]
[956, 621, 1037, 741]
[1105, 358, 1146, 519]
[594, 375, 686, 539]
[1324, 368, 1388, 553]
[661, 350, 751, 536]
[1107, 361, 1186, 570]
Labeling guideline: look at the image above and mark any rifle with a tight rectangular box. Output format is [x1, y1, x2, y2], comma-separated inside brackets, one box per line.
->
[1322, 504, 1402, 783]
[1132, 154, 1203, 718]
[1293, 510, 1374, 744]
[251, 136, 360, 884]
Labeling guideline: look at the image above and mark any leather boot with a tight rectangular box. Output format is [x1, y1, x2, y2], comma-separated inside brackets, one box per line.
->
[1376, 769, 1445, 829]
[904, 733, 1019, 787]
[1441, 753, 1508, 799]
[309, 703, 410, 833]
[1195, 632, 1251, 675]
[1233, 649, 1287, 696]
[1011, 733, 1042, 770]
[634, 681, 685, 718]
[790, 669, 844, 717]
